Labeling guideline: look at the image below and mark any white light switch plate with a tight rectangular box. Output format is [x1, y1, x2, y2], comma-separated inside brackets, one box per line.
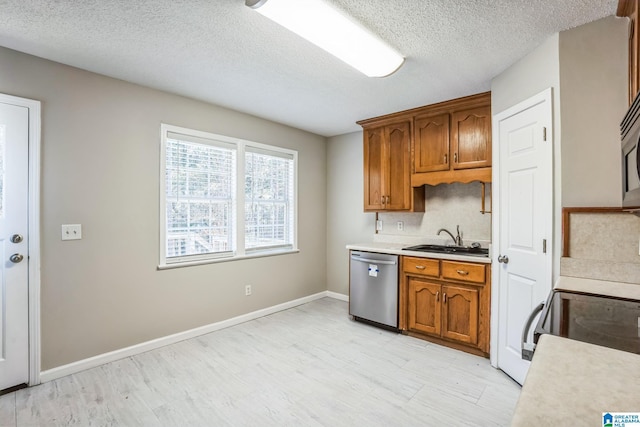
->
[61, 224, 82, 240]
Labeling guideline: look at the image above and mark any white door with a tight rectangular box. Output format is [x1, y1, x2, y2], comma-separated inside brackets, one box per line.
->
[0, 100, 30, 390]
[493, 89, 553, 385]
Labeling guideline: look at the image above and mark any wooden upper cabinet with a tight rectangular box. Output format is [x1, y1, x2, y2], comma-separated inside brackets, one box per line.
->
[363, 121, 423, 212]
[451, 106, 492, 170]
[359, 91, 490, 205]
[386, 122, 412, 210]
[414, 113, 450, 173]
[363, 126, 385, 211]
[411, 92, 492, 186]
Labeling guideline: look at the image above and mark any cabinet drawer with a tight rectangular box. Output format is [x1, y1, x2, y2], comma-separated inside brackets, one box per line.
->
[442, 261, 485, 284]
[403, 257, 439, 277]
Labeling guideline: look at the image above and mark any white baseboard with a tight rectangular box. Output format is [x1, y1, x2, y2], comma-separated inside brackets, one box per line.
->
[326, 291, 349, 302]
[40, 291, 336, 383]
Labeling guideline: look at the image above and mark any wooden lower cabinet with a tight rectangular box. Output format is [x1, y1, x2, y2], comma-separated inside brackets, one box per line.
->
[407, 278, 441, 335]
[441, 284, 478, 345]
[401, 256, 490, 356]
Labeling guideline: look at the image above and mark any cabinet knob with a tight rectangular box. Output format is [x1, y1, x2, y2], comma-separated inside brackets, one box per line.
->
[415, 265, 426, 270]
[456, 269, 469, 276]
[436, 291, 439, 302]
[444, 153, 448, 164]
[454, 152, 458, 163]
[443, 293, 447, 303]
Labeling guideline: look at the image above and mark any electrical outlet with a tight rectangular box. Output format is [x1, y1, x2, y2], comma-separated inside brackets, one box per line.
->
[61, 224, 82, 241]
[397, 221, 404, 231]
[376, 220, 383, 231]
[245, 285, 252, 296]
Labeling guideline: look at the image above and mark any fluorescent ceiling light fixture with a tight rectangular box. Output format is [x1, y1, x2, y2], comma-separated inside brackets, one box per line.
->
[246, 0, 405, 77]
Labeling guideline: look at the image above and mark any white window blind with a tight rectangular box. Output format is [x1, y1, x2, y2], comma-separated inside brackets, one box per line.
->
[160, 124, 298, 267]
[245, 147, 294, 252]
[165, 132, 236, 261]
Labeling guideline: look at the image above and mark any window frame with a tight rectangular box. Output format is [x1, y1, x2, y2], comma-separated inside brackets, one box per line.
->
[159, 124, 298, 269]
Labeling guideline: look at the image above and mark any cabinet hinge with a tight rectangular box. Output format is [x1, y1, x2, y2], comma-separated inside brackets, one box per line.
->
[543, 239, 547, 253]
[543, 127, 547, 141]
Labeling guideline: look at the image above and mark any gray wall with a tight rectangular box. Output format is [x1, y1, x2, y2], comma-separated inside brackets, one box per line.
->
[559, 16, 628, 207]
[326, 132, 373, 295]
[0, 47, 327, 370]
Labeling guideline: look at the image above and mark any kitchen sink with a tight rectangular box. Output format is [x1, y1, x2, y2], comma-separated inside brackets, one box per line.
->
[402, 244, 489, 257]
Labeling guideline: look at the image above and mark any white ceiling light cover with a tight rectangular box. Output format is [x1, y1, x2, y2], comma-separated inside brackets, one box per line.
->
[246, 0, 405, 77]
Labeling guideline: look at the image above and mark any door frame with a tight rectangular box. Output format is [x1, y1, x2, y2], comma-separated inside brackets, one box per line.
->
[0, 93, 41, 386]
[489, 88, 554, 367]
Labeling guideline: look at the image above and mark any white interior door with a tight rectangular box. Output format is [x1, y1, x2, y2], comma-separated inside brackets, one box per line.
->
[493, 89, 553, 385]
[0, 100, 30, 390]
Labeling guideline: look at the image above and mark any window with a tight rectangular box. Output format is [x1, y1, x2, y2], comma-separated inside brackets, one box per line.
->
[160, 124, 297, 267]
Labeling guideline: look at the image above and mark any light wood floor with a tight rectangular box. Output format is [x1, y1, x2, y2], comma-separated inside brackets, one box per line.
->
[0, 298, 520, 426]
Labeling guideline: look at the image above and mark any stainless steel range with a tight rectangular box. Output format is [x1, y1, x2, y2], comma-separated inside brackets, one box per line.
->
[522, 289, 640, 359]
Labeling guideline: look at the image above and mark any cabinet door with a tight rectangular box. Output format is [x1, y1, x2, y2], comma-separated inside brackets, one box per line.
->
[363, 126, 385, 210]
[451, 106, 491, 170]
[385, 121, 412, 210]
[414, 113, 450, 172]
[407, 278, 441, 336]
[441, 284, 479, 345]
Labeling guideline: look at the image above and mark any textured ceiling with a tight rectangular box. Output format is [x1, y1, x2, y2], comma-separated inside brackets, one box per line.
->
[0, 0, 619, 136]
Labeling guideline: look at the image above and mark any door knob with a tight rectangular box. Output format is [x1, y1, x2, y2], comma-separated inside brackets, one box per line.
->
[10, 234, 23, 243]
[498, 255, 509, 264]
[9, 253, 24, 263]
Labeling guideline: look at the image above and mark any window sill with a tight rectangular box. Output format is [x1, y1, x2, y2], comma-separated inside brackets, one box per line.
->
[157, 248, 300, 270]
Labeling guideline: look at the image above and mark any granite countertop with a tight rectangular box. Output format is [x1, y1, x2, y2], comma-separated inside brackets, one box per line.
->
[346, 242, 492, 264]
[511, 334, 640, 426]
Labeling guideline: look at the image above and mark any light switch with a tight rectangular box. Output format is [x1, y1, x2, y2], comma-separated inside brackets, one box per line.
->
[61, 224, 82, 241]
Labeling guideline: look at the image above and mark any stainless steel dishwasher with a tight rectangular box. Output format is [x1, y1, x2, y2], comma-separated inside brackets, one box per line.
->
[349, 251, 398, 329]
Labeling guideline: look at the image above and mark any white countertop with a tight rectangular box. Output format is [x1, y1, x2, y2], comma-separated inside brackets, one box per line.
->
[346, 242, 492, 264]
[555, 275, 640, 299]
[511, 334, 640, 426]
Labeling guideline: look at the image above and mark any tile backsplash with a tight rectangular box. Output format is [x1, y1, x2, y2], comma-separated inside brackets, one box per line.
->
[377, 182, 492, 243]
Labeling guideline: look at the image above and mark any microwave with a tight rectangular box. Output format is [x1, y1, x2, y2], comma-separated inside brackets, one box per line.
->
[621, 91, 640, 208]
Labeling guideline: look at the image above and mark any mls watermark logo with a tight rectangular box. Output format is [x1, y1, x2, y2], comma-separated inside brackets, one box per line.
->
[603, 412, 640, 427]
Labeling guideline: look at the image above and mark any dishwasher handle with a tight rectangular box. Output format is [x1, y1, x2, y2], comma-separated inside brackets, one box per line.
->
[350, 255, 397, 265]
[521, 302, 545, 361]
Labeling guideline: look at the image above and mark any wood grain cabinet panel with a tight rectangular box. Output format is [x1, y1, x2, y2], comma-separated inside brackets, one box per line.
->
[442, 261, 485, 284]
[363, 126, 385, 210]
[408, 278, 441, 336]
[403, 256, 439, 277]
[414, 113, 450, 173]
[441, 284, 479, 345]
[451, 106, 492, 170]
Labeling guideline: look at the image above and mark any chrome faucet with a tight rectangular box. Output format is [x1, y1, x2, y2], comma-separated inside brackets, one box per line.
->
[438, 225, 462, 246]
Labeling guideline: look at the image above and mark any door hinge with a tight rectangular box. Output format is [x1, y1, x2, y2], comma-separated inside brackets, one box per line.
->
[543, 127, 547, 141]
[543, 239, 547, 253]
